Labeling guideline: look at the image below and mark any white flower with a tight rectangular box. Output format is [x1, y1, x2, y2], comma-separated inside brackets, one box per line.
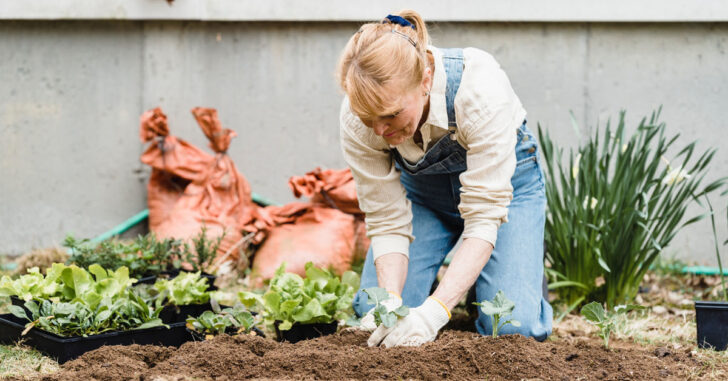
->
[621, 144, 628, 153]
[662, 166, 691, 185]
[583, 196, 599, 209]
[572, 153, 581, 179]
[660, 156, 690, 185]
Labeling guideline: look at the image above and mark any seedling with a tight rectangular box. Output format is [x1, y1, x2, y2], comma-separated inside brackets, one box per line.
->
[363, 287, 409, 328]
[580, 301, 644, 349]
[187, 226, 225, 272]
[473, 290, 521, 338]
[186, 301, 256, 338]
[239, 262, 360, 331]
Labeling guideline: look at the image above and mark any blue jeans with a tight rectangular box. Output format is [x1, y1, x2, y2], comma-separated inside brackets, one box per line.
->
[353, 123, 553, 341]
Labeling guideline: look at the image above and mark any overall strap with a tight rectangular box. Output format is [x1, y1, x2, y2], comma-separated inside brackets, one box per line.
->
[439, 48, 464, 140]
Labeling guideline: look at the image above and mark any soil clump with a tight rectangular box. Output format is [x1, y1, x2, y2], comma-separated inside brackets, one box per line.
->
[41, 328, 710, 380]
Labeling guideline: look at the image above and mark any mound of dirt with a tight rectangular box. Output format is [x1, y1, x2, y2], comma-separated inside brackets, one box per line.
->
[44, 329, 704, 380]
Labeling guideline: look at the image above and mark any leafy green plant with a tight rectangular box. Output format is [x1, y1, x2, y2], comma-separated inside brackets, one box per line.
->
[185, 302, 255, 337]
[362, 287, 409, 328]
[239, 262, 359, 331]
[473, 290, 521, 338]
[580, 301, 644, 349]
[186, 226, 224, 272]
[539, 109, 727, 308]
[153, 271, 210, 306]
[65, 233, 186, 278]
[0, 264, 66, 301]
[6, 264, 164, 337]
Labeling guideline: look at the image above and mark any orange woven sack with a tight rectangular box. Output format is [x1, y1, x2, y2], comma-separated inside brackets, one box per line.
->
[288, 167, 370, 261]
[139, 107, 255, 264]
[288, 167, 363, 215]
[250, 204, 356, 280]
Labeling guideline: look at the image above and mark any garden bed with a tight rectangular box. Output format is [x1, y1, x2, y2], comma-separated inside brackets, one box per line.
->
[38, 328, 712, 381]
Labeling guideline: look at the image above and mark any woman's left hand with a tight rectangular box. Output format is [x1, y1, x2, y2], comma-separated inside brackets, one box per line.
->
[367, 296, 450, 347]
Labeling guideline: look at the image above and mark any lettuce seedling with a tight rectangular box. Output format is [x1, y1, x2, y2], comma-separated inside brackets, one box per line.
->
[239, 262, 360, 331]
[185, 302, 256, 338]
[362, 287, 409, 328]
[580, 301, 644, 349]
[6, 265, 164, 337]
[473, 290, 521, 338]
[153, 271, 210, 306]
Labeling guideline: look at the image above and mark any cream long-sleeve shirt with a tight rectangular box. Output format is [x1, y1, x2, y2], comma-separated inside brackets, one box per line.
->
[340, 46, 527, 260]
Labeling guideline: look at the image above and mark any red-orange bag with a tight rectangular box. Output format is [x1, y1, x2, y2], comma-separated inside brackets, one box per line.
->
[139, 107, 255, 264]
[288, 167, 370, 260]
[250, 204, 356, 280]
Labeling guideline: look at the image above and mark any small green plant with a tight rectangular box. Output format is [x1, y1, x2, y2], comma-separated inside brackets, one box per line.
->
[580, 301, 644, 349]
[185, 302, 256, 337]
[473, 290, 521, 338]
[187, 226, 224, 272]
[153, 271, 210, 306]
[239, 262, 359, 331]
[64, 233, 186, 278]
[5, 264, 164, 337]
[362, 287, 409, 328]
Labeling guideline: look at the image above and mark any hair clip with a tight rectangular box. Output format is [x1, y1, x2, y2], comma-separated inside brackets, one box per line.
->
[390, 29, 417, 48]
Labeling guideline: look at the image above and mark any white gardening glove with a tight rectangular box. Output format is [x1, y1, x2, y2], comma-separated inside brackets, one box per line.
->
[359, 292, 402, 331]
[367, 296, 450, 348]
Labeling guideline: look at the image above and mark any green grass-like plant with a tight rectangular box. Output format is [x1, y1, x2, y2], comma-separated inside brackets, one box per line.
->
[539, 109, 727, 308]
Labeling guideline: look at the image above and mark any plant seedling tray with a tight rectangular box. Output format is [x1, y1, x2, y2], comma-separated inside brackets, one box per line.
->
[695, 301, 728, 350]
[275, 321, 338, 343]
[136, 271, 218, 291]
[0, 313, 193, 363]
[160, 302, 221, 323]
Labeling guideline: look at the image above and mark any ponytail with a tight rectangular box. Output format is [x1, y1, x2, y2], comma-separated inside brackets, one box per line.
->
[337, 9, 432, 120]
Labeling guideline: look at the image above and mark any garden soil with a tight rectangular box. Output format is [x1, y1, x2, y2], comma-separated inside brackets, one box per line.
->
[39, 329, 707, 381]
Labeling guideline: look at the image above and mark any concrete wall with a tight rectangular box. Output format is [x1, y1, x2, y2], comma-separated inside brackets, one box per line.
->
[1, 19, 727, 265]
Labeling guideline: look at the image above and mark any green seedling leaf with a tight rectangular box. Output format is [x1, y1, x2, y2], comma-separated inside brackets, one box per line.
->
[363, 287, 409, 329]
[581, 301, 645, 349]
[363, 287, 390, 306]
[380, 312, 398, 328]
[474, 290, 519, 338]
[8, 305, 29, 321]
[581, 301, 606, 323]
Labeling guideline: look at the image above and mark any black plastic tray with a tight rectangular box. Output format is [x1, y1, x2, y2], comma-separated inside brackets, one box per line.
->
[0, 313, 193, 363]
[695, 301, 728, 350]
[274, 321, 338, 343]
[160, 302, 218, 323]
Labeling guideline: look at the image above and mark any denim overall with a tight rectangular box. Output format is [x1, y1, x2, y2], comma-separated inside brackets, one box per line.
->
[352, 48, 553, 341]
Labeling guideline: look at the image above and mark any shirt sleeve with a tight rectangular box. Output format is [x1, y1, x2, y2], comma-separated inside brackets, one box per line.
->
[455, 49, 525, 248]
[339, 99, 414, 259]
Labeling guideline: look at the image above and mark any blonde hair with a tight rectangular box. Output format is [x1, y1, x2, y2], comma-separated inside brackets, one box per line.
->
[337, 10, 430, 120]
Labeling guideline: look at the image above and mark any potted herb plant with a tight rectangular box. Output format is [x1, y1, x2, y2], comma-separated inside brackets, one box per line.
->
[239, 262, 359, 343]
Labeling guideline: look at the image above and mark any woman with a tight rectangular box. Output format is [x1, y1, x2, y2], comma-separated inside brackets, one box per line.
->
[337, 10, 552, 347]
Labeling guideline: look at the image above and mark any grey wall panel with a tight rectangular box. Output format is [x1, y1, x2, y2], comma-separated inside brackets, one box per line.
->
[1, 20, 727, 265]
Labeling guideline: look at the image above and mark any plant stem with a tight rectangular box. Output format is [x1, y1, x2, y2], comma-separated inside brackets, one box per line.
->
[706, 196, 728, 301]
